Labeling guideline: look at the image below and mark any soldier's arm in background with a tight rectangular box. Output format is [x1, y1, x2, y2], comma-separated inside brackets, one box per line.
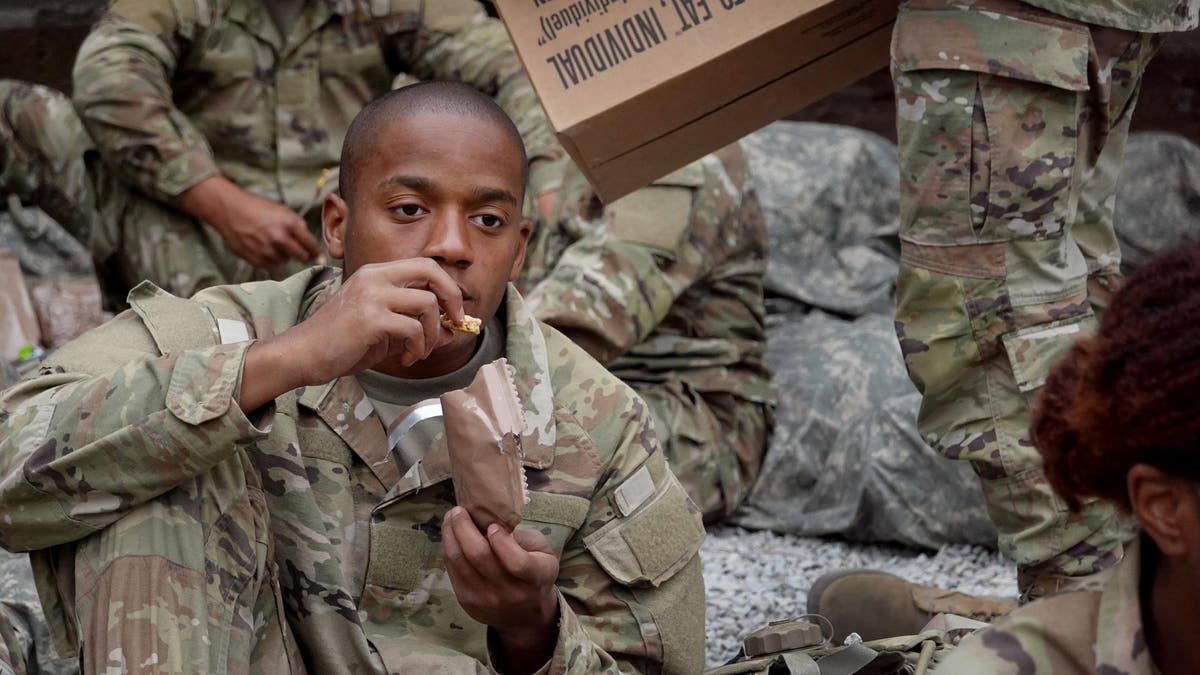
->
[71, 0, 218, 205]
[70, 0, 318, 268]
[0, 311, 270, 553]
[523, 149, 753, 365]
[399, 0, 567, 199]
[515, 345, 705, 673]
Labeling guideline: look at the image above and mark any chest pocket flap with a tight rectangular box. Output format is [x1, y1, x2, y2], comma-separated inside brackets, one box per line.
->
[892, 6, 1089, 91]
[584, 468, 705, 588]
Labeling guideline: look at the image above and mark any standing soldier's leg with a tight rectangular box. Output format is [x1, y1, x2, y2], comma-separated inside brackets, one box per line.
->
[891, 0, 1157, 600]
[0, 80, 242, 305]
[1071, 30, 1164, 317]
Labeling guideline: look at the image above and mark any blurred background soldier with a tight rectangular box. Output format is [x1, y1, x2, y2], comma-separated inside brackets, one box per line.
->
[518, 145, 775, 522]
[888, 0, 1199, 600]
[0, 0, 563, 308]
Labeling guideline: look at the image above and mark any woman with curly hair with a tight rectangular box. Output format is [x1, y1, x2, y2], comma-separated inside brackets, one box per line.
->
[937, 242, 1200, 674]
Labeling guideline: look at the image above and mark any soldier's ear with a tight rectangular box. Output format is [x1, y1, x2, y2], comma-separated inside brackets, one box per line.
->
[508, 217, 531, 282]
[1128, 464, 1197, 557]
[323, 192, 349, 260]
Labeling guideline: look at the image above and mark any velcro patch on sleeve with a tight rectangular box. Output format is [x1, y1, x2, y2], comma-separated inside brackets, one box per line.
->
[613, 465, 655, 517]
[217, 319, 250, 345]
[619, 481, 699, 582]
[606, 186, 694, 258]
[584, 472, 705, 587]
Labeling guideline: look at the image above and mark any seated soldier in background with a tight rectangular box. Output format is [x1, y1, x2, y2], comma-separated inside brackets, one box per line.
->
[0, 83, 704, 674]
[518, 148, 775, 522]
[0, 0, 563, 308]
[937, 243, 1200, 673]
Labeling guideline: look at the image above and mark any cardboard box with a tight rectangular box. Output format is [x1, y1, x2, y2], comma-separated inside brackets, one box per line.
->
[29, 277, 109, 349]
[496, 0, 897, 202]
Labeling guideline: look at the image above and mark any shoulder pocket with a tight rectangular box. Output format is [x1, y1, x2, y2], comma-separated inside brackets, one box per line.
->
[584, 471, 705, 588]
[128, 281, 221, 355]
[892, 7, 1089, 91]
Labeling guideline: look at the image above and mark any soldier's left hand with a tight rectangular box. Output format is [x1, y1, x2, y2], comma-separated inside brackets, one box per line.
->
[442, 506, 559, 670]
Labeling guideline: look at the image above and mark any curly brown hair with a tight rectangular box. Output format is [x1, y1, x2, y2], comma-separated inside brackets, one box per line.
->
[1032, 243, 1200, 512]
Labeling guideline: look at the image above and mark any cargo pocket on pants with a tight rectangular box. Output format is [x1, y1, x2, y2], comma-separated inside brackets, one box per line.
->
[892, 3, 1090, 244]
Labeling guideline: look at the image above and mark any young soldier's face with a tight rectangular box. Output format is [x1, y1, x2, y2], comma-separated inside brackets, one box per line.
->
[325, 111, 529, 358]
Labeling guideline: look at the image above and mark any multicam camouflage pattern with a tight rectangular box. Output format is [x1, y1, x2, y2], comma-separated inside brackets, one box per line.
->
[0, 79, 251, 308]
[78, 0, 560, 205]
[0, 267, 706, 674]
[892, 0, 1161, 596]
[0, 0, 561, 304]
[517, 145, 774, 522]
[0, 549, 77, 675]
[1018, 0, 1199, 32]
[935, 536, 1154, 674]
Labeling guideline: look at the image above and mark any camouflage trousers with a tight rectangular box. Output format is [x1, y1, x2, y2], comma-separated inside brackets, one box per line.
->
[638, 381, 769, 523]
[891, 0, 1159, 598]
[14, 451, 301, 674]
[0, 80, 284, 308]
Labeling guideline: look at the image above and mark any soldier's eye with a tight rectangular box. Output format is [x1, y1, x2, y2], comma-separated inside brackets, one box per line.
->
[393, 204, 427, 218]
[471, 214, 504, 229]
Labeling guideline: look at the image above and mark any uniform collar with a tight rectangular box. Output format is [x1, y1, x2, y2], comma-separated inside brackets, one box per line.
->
[1094, 536, 1158, 675]
[227, 0, 337, 54]
[296, 278, 558, 492]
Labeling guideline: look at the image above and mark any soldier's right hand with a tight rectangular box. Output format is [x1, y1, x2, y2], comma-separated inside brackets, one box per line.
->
[179, 175, 322, 268]
[238, 259, 466, 411]
[217, 192, 322, 268]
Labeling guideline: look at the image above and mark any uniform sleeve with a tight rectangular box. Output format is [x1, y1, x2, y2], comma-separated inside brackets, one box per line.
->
[524, 164, 728, 365]
[71, 1, 220, 202]
[0, 312, 271, 552]
[401, 0, 566, 196]
[931, 606, 1091, 675]
[489, 370, 706, 674]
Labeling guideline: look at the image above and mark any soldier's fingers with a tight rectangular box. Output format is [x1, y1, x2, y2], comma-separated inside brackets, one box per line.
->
[442, 509, 491, 585]
[257, 245, 288, 268]
[447, 507, 505, 580]
[276, 233, 312, 263]
[379, 287, 443, 358]
[488, 525, 557, 585]
[373, 259, 465, 322]
[375, 312, 427, 365]
[289, 219, 322, 260]
[512, 528, 556, 557]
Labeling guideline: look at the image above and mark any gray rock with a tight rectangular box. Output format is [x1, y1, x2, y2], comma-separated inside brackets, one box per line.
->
[1115, 132, 1200, 272]
[733, 311, 994, 550]
[701, 526, 1016, 667]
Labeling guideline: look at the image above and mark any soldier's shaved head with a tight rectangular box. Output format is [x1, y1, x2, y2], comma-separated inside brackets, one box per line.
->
[339, 81, 529, 203]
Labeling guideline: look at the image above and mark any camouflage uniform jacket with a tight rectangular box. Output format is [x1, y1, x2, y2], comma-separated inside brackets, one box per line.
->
[72, 0, 564, 209]
[1018, 0, 1199, 31]
[0, 267, 707, 674]
[517, 145, 774, 407]
[936, 536, 1158, 674]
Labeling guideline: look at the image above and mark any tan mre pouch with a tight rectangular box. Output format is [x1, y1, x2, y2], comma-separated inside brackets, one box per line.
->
[441, 358, 529, 531]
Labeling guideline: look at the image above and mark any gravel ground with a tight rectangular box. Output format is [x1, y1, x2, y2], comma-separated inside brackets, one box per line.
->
[701, 525, 1017, 667]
